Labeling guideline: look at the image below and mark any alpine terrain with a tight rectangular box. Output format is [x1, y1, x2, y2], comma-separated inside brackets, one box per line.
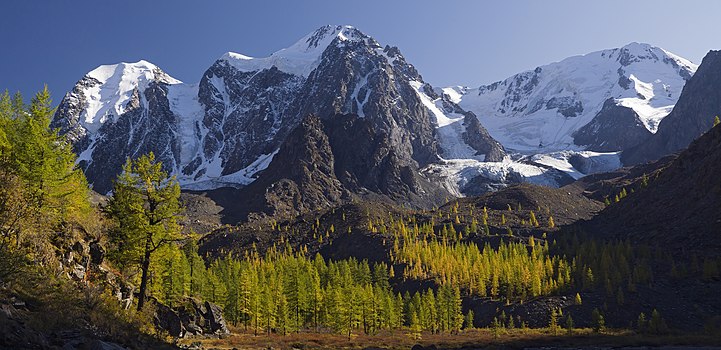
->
[52, 26, 696, 206]
[4, 18, 721, 350]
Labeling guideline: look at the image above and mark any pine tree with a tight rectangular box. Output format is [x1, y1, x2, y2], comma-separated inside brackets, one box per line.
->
[464, 309, 474, 330]
[574, 293, 582, 305]
[548, 215, 555, 228]
[549, 308, 559, 335]
[565, 314, 574, 335]
[529, 211, 539, 227]
[591, 308, 605, 333]
[714, 116, 720, 127]
[0, 87, 89, 252]
[637, 312, 647, 334]
[107, 152, 184, 311]
[649, 309, 668, 334]
[491, 317, 501, 338]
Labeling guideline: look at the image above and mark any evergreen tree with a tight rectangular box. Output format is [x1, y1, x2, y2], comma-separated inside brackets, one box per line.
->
[491, 317, 501, 338]
[549, 308, 559, 335]
[714, 116, 720, 127]
[637, 312, 647, 334]
[649, 309, 668, 334]
[565, 314, 574, 335]
[107, 152, 184, 310]
[591, 308, 605, 333]
[464, 309, 474, 330]
[0, 88, 90, 279]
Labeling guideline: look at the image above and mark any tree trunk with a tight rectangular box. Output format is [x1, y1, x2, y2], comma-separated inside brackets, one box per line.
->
[137, 235, 153, 311]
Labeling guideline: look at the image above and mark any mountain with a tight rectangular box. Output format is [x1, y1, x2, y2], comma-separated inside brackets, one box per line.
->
[221, 114, 451, 221]
[424, 43, 697, 197]
[52, 26, 700, 212]
[52, 60, 190, 193]
[583, 117, 721, 254]
[447, 42, 697, 153]
[621, 50, 721, 165]
[52, 25, 504, 197]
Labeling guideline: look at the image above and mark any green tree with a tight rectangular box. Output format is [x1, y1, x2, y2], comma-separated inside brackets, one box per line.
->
[464, 309, 474, 330]
[565, 314, 574, 335]
[649, 309, 668, 334]
[549, 308, 559, 335]
[714, 116, 720, 127]
[637, 312, 647, 333]
[0, 88, 90, 278]
[574, 293, 582, 305]
[591, 308, 605, 333]
[107, 152, 184, 311]
[491, 317, 501, 338]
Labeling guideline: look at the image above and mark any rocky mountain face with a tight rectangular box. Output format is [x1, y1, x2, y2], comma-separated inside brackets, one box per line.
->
[422, 42, 698, 197]
[448, 42, 697, 153]
[52, 61, 185, 193]
[219, 114, 451, 222]
[573, 98, 653, 151]
[52, 25, 501, 201]
[52, 25, 706, 217]
[621, 50, 721, 165]
[584, 119, 721, 254]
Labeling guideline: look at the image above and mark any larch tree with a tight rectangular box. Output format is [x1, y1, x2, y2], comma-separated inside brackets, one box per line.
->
[0, 87, 89, 264]
[107, 152, 184, 311]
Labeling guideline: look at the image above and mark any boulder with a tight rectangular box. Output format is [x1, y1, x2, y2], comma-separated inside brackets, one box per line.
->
[71, 264, 86, 280]
[204, 301, 229, 334]
[89, 241, 105, 265]
[153, 301, 184, 338]
[153, 298, 229, 338]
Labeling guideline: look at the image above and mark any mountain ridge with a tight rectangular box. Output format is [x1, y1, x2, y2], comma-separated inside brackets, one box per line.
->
[52, 25, 699, 209]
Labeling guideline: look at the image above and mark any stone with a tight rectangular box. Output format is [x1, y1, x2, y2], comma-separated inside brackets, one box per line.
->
[71, 264, 86, 280]
[89, 241, 105, 265]
[204, 301, 229, 334]
[154, 301, 185, 338]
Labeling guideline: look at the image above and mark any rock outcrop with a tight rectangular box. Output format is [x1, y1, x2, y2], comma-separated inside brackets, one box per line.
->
[622, 50, 721, 165]
[153, 298, 230, 338]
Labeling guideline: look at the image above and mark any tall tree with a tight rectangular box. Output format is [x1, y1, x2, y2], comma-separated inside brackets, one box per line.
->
[107, 152, 184, 310]
[0, 87, 89, 260]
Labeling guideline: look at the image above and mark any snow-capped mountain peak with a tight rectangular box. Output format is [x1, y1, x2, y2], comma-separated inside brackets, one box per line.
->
[452, 43, 697, 152]
[220, 25, 372, 78]
[614, 42, 696, 72]
[53, 28, 701, 201]
[79, 60, 181, 133]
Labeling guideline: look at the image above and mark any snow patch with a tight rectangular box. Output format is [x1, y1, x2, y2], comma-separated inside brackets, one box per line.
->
[221, 25, 363, 78]
[181, 149, 279, 190]
[409, 81, 478, 160]
[426, 151, 621, 197]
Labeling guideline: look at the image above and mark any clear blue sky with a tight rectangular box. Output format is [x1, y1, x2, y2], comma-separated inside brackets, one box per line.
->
[2, 0, 719, 103]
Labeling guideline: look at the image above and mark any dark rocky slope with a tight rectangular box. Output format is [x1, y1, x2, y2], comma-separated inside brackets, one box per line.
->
[622, 50, 721, 165]
[573, 98, 652, 152]
[585, 121, 721, 254]
[208, 114, 451, 222]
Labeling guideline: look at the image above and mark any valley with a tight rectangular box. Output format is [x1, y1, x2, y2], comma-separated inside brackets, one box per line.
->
[1, 16, 721, 350]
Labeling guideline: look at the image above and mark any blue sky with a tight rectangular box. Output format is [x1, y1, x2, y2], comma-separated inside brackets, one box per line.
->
[1, 0, 719, 103]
